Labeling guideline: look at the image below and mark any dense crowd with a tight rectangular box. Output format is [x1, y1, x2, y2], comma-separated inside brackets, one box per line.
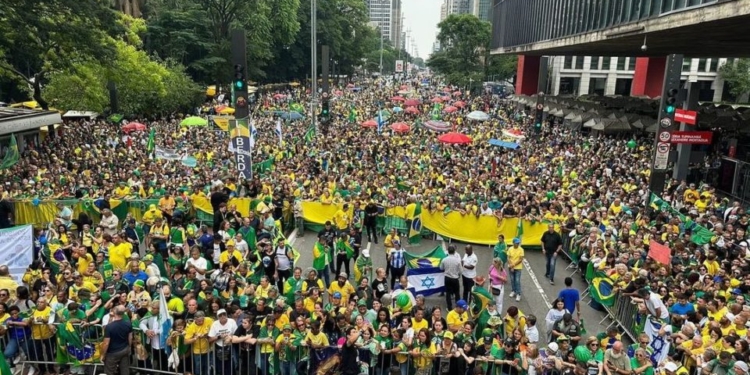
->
[0, 76, 747, 375]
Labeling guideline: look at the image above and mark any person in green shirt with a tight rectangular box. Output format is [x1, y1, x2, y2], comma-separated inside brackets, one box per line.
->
[275, 324, 299, 375]
[494, 234, 508, 263]
[490, 338, 523, 374]
[631, 348, 654, 375]
[96, 252, 114, 282]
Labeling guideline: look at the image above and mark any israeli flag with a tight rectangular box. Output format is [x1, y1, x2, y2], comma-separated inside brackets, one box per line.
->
[158, 287, 173, 352]
[250, 122, 258, 138]
[407, 267, 445, 296]
[275, 118, 283, 146]
[643, 317, 671, 365]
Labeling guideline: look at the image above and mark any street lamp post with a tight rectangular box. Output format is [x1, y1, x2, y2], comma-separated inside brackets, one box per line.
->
[378, 27, 384, 76]
[311, 0, 318, 131]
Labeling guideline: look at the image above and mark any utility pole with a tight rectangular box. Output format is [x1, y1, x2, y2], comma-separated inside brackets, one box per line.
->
[649, 54, 684, 201]
[379, 26, 384, 75]
[310, 0, 317, 131]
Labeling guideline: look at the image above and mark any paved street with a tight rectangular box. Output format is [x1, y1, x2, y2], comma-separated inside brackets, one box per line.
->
[289, 230, 612, 340]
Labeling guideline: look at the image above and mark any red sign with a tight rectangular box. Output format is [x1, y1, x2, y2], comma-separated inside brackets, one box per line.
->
[674, 109, 697, 125]
[670, 131, 713, 145]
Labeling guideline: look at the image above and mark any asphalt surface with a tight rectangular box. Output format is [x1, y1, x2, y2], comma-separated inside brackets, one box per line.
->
[290, 230, 613, 341]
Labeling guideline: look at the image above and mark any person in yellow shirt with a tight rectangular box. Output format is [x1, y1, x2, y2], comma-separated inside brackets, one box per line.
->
[507, 238, 525, 301]
[75, 246, 94, 275]
[446, 300, 469, 332]
[328, 272, 356, 305]
[256, 276, 273, 299]
[141, 204, 162, 246]
[28, 297, 56, 374]
[411, 307, 429, 332]
[108, 234, 133, 272]
[185, 311, 214, 373]
[158, 192, 176, 225]
[304, 321, 330, 349]
[68, 272, 98, 301]
[333, 204, 351, 232]
[218, 240, 243, 266]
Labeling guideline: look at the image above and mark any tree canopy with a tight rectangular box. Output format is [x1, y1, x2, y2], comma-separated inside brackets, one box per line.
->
[719, 59, 750, 103]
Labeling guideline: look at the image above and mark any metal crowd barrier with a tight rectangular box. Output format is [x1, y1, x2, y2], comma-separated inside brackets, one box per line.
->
[6, 321, 531, 375]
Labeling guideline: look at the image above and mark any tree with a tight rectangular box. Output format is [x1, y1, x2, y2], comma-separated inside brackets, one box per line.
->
[0, 0, 122, 109]
[485, 55, 517, 83]
[413, 57, 426, 69]
[719, 58, 750, 102]
[427, 14, 491, 86]
[44, 17, 202, 116]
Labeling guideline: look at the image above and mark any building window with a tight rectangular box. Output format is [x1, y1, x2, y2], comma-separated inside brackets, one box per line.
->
[574, 56, 584, 70]
[628, 57, 636, 71]
[564, 56, 573, 69]
[616, 57, 626, 71]
[590, 56, 600, 70]
[682, 58, 691, 72]
[697, 58, 707, 72]
[709, 59, 718, 72]
[602, 57, 611, 71]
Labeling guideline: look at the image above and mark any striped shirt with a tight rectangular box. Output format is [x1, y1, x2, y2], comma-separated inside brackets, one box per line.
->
[390, 248, 405, 269]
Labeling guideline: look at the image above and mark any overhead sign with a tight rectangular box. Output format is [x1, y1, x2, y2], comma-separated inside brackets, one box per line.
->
[654, 142, 670, 170]
[670, 131, 713, 145]
[674, 109, 697, 125]
[395, 60, 404, 73]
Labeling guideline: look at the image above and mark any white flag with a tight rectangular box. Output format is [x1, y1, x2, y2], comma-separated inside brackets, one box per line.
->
[275, 118, 283, 146]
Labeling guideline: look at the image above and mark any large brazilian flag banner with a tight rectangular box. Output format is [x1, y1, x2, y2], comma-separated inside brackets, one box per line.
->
[586, 262, 616, 307]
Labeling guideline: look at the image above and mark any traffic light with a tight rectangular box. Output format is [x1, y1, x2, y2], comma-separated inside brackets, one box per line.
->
[321, 98, 330, 118]
[664, 88, 678, 114]
[234, 64, 245, 90]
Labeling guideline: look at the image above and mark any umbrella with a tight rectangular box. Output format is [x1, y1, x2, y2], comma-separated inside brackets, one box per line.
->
[404, 99, 421, 107]
[391, 96, 405, 102]
[397, 90, 411, 95]
[391, 123, 410, 133]
[122, 122, 146, 133]
[273, 93, 287, 100]
[181, 116, 208, 127]
[443, 106, 458, 113]
[431, 97, 443, 103]
[405, 106, 420, 114]
[489, 139, 520, 150]
[501, 129, 526, 140]
[334, 90, 343, 96]
[452, 91, 462, 96]
[438, 132, 472, 144]
[442, 87, 451, 93]
[280, 111, 305, 121]
[467, 111, 490, 121]
[423, 120, 451, 132]
[392, 107, 403, 113]
[361, 120, 378, 128]
[453, 101, 466, 108]
[347, 83, 355, 88]
[400, 85, 409, 90]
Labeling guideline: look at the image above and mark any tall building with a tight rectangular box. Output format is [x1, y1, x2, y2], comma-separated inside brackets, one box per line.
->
[365, 0, 402, 49]
[469, 0, 492, 21]
[441, 0, 470, 19]
[440, 1, 447, 21]
[549, 56, 733, 102]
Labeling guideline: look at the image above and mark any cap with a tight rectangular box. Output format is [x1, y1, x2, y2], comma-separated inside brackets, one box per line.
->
[333, 292, 342, 299]
[547, 342, 559, 353]
[732, 288, 743, 295]
[736, 362, 749, 373]
[362, 249, 370, 258]
[130, 253, 141, 259]
[134, 279, 145, 289]
[664, 363, 679, 373]
[504, 338, 517, 347]
[556, 335, 569, 342]
[72, 271, 82, 278]
[339, 272, 348, 279]
[217, 309, 227, 316]
[144, 254, 154, 262]
[513, 238, 521, 244]
[283, 324, 292, 331]
[443, 331, 454, 340]
[357, 300, 367, 307]
[456, 300, 468, 309]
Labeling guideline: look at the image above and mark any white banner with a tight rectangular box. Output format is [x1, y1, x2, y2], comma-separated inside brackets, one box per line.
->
[0, 225, 33, 284]
[395, 60, 404, 73]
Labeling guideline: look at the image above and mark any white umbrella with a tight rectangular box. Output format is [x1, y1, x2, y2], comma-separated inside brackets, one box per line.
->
[467, 110, 489, 121]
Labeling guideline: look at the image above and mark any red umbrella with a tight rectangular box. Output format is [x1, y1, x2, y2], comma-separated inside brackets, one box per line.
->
[346, 83, 355, 88]
[122, 122, 146, 133]
[431, 97, 443, 103]
[453, 101, 466, 108]
[361, 120, 378, 128]
[273, 93, 287, 100]
[391, 96, 405, 102]
[438, 132, 472, 144]
[404, 99, 420, 107]
[400, 85, 409, 90]
[442, 87, 451, 93]
[441, 96, 451, 101]
[443, 106, 458, 113]
[405, 106, 420, 114]
[391, 122, 410, 133]
[453, 91, 462, 96]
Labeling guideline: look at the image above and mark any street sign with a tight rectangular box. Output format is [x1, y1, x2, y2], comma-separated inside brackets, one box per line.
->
[674, 109, 697, 125]
[660, 117, 672, 128]
[670, 131, 713, 145]
[659, 131, 671, 142]
[654, 142, 670, 170]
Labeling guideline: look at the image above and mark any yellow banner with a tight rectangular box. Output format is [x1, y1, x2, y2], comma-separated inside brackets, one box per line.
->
[191, 196, 252, 218]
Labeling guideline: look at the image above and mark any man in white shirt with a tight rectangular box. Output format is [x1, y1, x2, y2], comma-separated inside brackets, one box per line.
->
[234, 233, 249, 258]
[99, 209, 119, 236]
[634, 288, 670, 321]
[461, 245, 477, 302]
[138, 300, 168, 371]
[208, 309, 237, 375]
[185, 247, 208, 280]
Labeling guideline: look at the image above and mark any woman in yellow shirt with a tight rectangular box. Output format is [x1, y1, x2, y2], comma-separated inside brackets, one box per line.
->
[410, 328, 436, 375]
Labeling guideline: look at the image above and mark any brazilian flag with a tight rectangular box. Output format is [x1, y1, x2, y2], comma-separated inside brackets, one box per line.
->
[408, 202, 422, 245]
[470, 285, 495, 336]
[590, 276, 616, 307]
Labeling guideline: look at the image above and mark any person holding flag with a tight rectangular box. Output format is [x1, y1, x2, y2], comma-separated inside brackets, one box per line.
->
[275, 118, 283, 146]
[313, 234, 331, 286]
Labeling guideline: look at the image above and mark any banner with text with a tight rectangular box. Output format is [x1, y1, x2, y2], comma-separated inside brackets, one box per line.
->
[229, 119, 252, 180]
[0, 225, 33, 284]
[395, 60, 404, 73]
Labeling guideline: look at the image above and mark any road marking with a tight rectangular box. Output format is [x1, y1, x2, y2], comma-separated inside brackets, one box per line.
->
[288, 228, 299, 245]
[522, 258, 552, 310]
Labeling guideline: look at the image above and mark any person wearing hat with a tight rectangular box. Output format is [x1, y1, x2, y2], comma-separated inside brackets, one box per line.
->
[447, 300, 469, 333]
[507, 237, 525, 302]
[184, 310, 214, 375]
[142, 253, 161, 278]
[353, 248, 373, 286]
[490, 338, 523, 373]
[218, 239, 243, 267]
[663, 361, 689, 375]
[329, 272, 356, 306]
[351, 299, 377, 325]
[208, 308, 238, 375]
[275, 324, 299, 375]
[127, 279, 152, 309]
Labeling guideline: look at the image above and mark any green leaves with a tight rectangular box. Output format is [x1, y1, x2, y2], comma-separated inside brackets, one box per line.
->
[719, 59, 750, 100]
[427, 14, 492, 87]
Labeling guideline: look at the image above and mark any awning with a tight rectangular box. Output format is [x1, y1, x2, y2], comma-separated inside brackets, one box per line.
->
[0, 108, 62, 135]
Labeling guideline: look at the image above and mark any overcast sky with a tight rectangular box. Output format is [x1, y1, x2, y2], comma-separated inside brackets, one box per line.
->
[402, 0, 440, 59]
